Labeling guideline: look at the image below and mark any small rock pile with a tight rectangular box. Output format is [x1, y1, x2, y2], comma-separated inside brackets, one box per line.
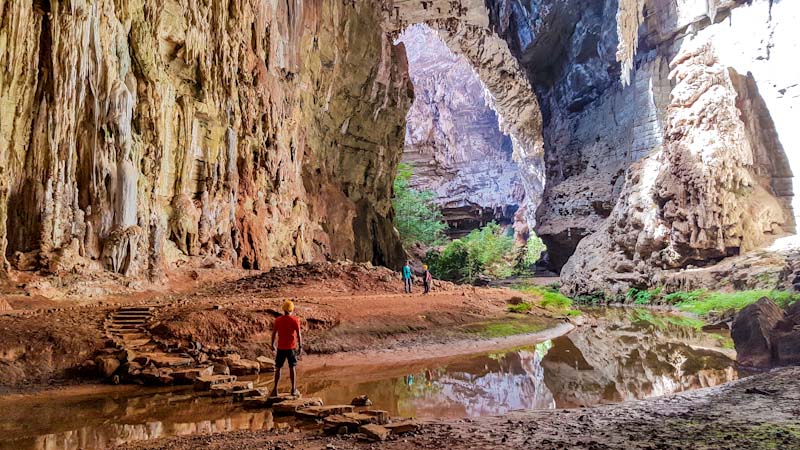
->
[206, 385, 420, 443]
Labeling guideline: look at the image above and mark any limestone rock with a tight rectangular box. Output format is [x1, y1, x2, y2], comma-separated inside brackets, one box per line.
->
[732, 298, 785, 369]
[256, 356, 276, 372]
[272, 397, 324, 415]
[0, 0, 412, 280]
[228, 358, 260, 376]
[359, 424, 390, 441]
[95, 356, 121, 378]
[193, 375, 237, 391]
[295, 405, 355, 420]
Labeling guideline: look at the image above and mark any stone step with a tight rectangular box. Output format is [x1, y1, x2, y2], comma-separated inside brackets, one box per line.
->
[210, 381, 255, 397]
[232, 388, 268, 402]
[137, 353, 194, 368]
[110, 318, 149, 323]
[107, 323, 143, 330]
[193, 374, 238, 391]
[172, 366, 214, 384]
[123, 338, 153, 348]
[273, 397, 324, 415]
[242, 394, 300, 409]
[295, 405, 354, 420]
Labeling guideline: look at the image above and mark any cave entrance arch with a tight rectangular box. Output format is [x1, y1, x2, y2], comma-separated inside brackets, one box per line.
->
[383, 5, 547, 256]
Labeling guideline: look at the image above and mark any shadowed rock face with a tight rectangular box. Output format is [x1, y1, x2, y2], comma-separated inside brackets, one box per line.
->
[399, 25, 526, 237]
[0, 1, 412, 277]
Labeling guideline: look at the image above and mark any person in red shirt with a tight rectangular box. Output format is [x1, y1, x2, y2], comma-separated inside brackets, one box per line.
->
[270, 300, 303, 397]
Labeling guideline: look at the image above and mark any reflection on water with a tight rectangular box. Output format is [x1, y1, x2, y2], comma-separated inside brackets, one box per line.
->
[0, 308, 739, 450]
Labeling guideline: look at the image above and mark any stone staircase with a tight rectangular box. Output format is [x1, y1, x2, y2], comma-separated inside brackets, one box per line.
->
[104, 305, 193, 369]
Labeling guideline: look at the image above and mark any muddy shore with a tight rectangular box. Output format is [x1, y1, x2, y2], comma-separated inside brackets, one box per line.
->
[114, 367, 800, 450]
[0, 263, 563, 391]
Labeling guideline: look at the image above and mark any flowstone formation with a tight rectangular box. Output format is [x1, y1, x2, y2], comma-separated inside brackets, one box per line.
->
[0, 1, 412, 280]
[399, 25, 528, 237]
[487, 0, 799, 295]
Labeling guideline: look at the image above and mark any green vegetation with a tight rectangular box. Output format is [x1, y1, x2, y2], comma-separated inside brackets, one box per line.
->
[468, 319, 548, 338]
[507, 302, 532, 313]
[668, 289, 800, 315]
[513, 284, 579, 316]
[514, 232, 547, 274]
[619, 287, 800, 316]
[392, 163, 447, 247]
[626, 287, 662, 305]
[627, 308, 705, 330]
[426, 222, 515, 282]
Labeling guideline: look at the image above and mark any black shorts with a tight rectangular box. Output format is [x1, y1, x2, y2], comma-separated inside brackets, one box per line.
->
[275, 349, 297, 368]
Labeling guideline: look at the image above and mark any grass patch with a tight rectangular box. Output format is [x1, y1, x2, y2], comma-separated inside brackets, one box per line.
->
[507, 302, 532, 313]
[464, 317, 549, 338]
[514, 284, 574, 309]
[479, 321, 547, 338]
[670, 289, 800, 315]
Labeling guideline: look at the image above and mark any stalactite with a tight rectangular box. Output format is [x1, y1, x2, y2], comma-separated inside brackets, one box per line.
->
[616, 0, 645, 86]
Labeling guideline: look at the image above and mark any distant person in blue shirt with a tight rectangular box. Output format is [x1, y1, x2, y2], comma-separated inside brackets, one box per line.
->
[402, 260, 413, 294]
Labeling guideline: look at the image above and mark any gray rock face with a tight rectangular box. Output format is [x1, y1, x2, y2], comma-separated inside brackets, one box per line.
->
[399, 25, 527, 236]
[486, 0, 798, 295]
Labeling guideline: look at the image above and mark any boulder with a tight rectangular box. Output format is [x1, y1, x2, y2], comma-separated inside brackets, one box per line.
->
[731, 298, 785, 369]
[343, 412, 382, 425]
[256, 356, 276, 372]
[360, 410, 389, 425]
[384, 420, 420, 434]
[359, 424, 390, 441]
[96, 356, 121, 378]
[213, 363, 230, 375]
[228, 358, 260, 376]
[351, 394, 372, 406]
[773, 330, 800, 366]
[323, 415, 361, 434]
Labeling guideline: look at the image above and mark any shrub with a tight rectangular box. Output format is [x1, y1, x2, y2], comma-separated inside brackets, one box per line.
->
[426, 222, 515, 282]
[392, 163, 447, 247]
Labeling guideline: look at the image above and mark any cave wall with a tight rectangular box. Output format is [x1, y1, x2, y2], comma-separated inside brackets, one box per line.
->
[487, 0, 798, 295]
[399, 25, 526, 237]
[0, 0, 412, 278]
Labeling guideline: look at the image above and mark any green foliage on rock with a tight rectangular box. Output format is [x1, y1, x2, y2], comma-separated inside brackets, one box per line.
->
[626, 287, 663, 305]
[392, 163, 447, 247]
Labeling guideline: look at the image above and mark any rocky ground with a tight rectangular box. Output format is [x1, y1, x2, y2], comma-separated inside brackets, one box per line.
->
[113, 367, 800, 450]
[0, 262, 559, 391]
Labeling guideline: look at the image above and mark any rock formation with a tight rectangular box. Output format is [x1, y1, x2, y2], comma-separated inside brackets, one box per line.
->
[487, 0, 799, 295]
[732, 297, 800, 369]
[399, 25, 527, 236]
[0, 1, 412, 279]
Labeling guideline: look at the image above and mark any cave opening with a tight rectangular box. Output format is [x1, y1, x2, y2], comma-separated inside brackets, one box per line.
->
[394, 24, 550, 277]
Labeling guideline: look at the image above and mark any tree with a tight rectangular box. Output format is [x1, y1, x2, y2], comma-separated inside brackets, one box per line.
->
[392, 163, 447, 247]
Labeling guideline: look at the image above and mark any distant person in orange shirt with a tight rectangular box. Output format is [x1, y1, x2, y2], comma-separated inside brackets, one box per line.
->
[270, 300, 302, 397]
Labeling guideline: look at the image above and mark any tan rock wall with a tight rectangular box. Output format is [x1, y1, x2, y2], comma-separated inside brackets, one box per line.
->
[0, 0, 411, 278]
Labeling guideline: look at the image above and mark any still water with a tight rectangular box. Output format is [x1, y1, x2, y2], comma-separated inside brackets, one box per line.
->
[0, 308, 740, 449]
